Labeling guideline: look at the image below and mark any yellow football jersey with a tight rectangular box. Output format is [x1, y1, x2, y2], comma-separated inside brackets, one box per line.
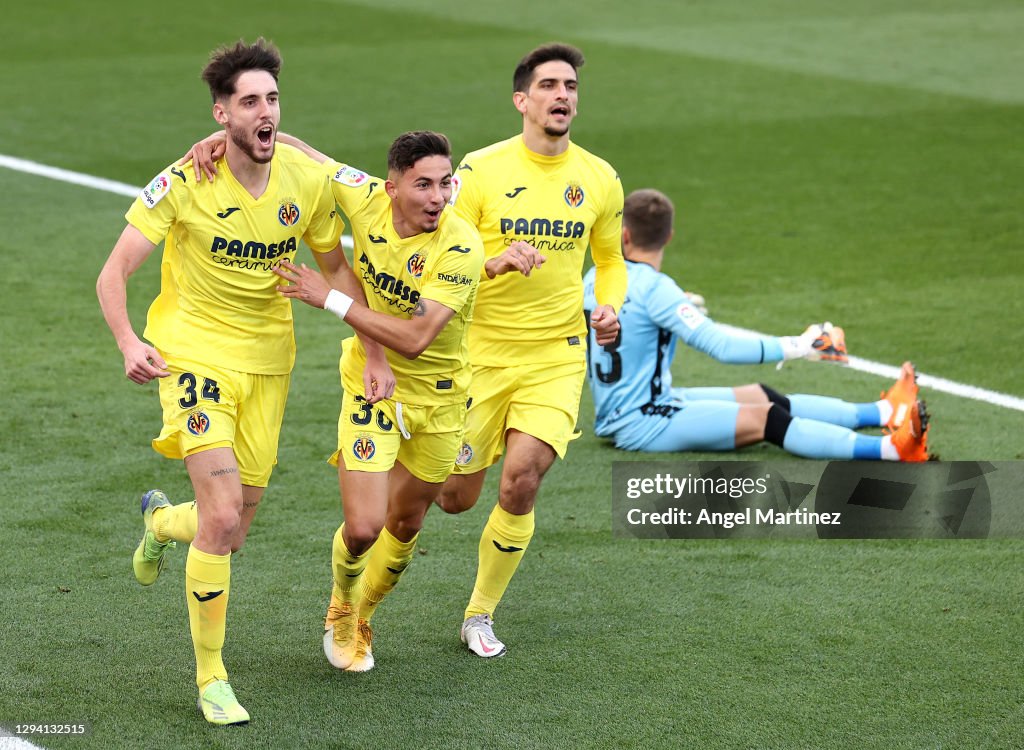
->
[325, 159, 484, 406]
[127, 144, 344, 375]
[450, 135, 626, 366]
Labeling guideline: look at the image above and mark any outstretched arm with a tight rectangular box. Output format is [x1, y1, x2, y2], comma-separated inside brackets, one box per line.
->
[647, 277, 839, 364]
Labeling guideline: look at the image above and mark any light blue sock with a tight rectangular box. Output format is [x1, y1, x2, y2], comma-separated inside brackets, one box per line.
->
[782, 417, 882, 459]
[788, 395, 881, 429]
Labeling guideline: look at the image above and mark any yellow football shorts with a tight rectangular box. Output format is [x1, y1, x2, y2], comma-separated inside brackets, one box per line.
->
[153, 354, 290, 487]
[331, 394, 467, 484]
[452, 359, 586, 474]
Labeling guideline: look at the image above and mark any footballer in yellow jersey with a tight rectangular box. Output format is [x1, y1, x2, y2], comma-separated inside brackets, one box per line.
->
[126, 142, 341, 377]
[322, 157, 481, 410]
[96, 39, 378, 726]
[450, 134, 624, 367]
[268, 131, 483, 673]
[436, 43, 628, 660]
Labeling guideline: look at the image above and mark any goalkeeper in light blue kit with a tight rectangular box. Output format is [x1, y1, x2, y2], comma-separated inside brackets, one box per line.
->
[582, 188, 930, 462]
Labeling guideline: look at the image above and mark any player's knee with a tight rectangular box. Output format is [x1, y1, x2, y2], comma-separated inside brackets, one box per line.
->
[499, 467, 542, 512]
[435, 479, 481, 515]
[200, 503, 242, 542]
[344, 519, 382, 555]
[387, 515, 423, 542]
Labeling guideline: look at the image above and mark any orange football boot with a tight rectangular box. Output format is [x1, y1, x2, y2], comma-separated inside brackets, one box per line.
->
[891, 399, 930, 462]
[881, 361, 919, 429]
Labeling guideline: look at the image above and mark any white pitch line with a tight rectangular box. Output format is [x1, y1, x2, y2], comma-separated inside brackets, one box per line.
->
[0, 154, 139, 197]
[2, 153, 1021, 413]
[0, 154, 355, 250]
[0, 733, 44, 749]
[719, 322, 1024, 412]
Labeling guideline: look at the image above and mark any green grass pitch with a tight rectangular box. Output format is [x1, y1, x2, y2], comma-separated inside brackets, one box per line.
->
[1, 1, 1022, 747]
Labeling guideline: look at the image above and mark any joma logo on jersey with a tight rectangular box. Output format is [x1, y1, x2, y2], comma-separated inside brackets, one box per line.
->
[564, 183, 585, 208]
[500, 218, 585, 239]
[406, 253, 426, 278]
[278, 201, 300, 226]
[437, 272, 473, 286]
[210, 235, 297, 260]
[353, 437, 375, 461]
[359, 252, 421, 306]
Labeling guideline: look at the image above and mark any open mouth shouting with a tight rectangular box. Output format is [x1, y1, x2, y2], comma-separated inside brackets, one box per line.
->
[256, 123, 274, 148]
[423, 206, 443, 227]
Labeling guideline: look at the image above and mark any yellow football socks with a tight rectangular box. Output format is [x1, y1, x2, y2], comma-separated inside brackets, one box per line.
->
[332, 524, 370, 604]
[465, 505, 534, 619]
[186, 546, 230, 690]
[359, 527, 417, 622]
[153, 501, 198, 544]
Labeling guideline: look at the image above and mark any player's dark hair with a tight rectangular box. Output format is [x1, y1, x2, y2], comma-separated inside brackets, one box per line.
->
[201, 38, 282, 102]
[624, 189, 675, 250]
[387, 131, 452, 174]
[513, 43, 585, 93]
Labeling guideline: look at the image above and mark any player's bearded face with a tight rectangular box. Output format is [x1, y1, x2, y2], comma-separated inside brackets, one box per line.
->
[227, 119, 275, 164]
[221, 70, 280, 164]
[388, 155, 453, 237]
[522, 60, 578, 138]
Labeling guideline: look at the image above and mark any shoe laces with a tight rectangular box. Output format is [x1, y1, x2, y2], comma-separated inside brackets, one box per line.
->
[204, 679, 237, 706]
[144, 533, 175, 559]
[325, 600, 353, 628]
[354, 619, 373, 658]
[468, 613, 496, 637]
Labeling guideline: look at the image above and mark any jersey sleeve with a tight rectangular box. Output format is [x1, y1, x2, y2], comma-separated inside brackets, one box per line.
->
[589, 173, 627, 311]
[325, 159, 377, 221]
[125, 166, 191, 245]
[449, 157, 483, 229]
[645, 275, 783, 364]
[303, 173, 346, 253]
[420, 231, 485, 314]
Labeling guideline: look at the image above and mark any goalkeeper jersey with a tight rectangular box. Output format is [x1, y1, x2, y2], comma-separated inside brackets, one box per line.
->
[583, 261, 785, 437]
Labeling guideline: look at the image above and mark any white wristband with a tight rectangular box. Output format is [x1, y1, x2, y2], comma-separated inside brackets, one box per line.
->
[324, 289, 354, 320]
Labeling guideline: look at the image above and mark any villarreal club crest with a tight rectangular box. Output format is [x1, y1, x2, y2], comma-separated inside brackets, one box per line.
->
[564, 182, 584, 208]
[456, 443, 474, 466]
[187, 411, 211, 436]
[278, 199, 301, 227]
[406, 253, 426, 278]
[353, 436, 376, 461]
